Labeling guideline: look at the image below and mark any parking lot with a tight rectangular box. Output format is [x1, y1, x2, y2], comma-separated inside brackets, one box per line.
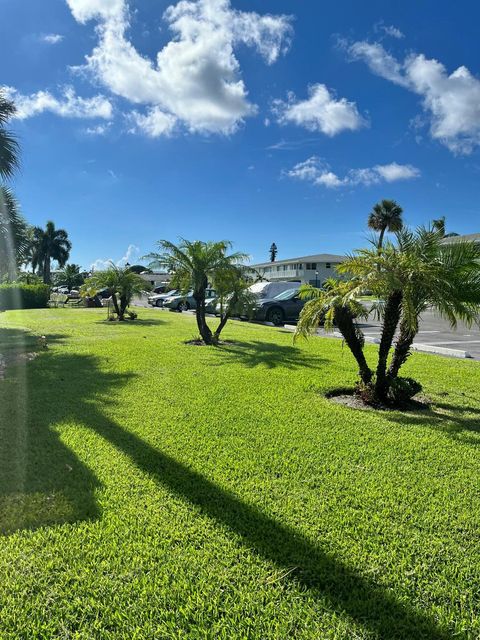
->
[134, 296, 480, 360]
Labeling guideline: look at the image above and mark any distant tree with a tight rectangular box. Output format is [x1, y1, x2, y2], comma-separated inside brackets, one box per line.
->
[432, 216, 459, 238]
[145, 239, 248, 345]
[56, 263, 85, 290]
[127, 264, 150, 274]
[368, 200, 403, 250]
[0, 90, 19, 180]
[31, 221, 72, 284]
[269, 242, 278, 262]
[83, 263, 149, 321]
[0, 186, 29, 280]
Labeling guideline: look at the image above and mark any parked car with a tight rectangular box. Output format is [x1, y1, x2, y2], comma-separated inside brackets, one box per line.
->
[148, 289, 178, 307]
[163, 289, 216, 311]
[253, 288, 306, 325]
[248, 280, 301, 302]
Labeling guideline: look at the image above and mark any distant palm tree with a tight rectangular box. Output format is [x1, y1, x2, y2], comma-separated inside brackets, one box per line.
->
[31, 221, 72, 284]
[84, 263, 148, 320]
[0, 90, 19, 180]
[146, 239, 248, 344]
[432, 215, 459, 238]
[56, 263, 84, 290]
[269, 242, 278, 262]
[368, 199, 403, 250]
[0, 186, 28, 279]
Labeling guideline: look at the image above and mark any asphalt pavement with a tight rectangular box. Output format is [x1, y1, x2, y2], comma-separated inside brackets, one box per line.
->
[133, 296, 480, 360]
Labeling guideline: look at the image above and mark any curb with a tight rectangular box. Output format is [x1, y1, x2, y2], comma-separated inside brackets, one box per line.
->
[411, 343, 472, 359]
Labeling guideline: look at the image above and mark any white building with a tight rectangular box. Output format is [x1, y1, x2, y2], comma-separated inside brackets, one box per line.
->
[250, 253, 345, 285]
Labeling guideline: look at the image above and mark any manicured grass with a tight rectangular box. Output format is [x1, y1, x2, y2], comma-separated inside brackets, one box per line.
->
[1, 308, 480, 639]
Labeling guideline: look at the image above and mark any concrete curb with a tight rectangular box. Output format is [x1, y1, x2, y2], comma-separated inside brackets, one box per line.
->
[411, 343, 472, 359]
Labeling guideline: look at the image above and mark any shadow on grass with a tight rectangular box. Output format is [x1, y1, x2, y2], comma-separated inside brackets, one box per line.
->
[0, 329, 133, 535]
[94, 318, 166, 327]
[384, 394, 480, 446]
[211, 340, 327, 369]
[0, 337, 450, 637]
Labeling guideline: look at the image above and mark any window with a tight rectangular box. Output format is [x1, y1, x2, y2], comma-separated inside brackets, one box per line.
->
[306, 262, 317, 270]
[326, 262, 331, 269]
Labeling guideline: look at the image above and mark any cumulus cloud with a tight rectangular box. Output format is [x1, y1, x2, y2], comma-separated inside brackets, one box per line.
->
[287, 157, 420, 188]
[90, 244, 141, 271]
[347, 39, 480, 154]
[3, 85, 112, 120]
[272, 84, 367, 136]
[67, 0, 292, 136]
[41, 33, 64, 44]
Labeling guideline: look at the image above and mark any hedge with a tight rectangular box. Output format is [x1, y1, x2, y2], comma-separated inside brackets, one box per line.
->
[0, 283, 50, 310]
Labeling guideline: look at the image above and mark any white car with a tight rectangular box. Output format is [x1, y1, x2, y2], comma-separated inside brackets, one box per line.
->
[148, 289, 178, 307]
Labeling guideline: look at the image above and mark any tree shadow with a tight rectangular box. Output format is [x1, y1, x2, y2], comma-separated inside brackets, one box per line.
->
[93, 318, 165, 327]
[0, 337, 452, 637]
[384, 394, 480, 446]
[210, 340, 327, 369]
[0, 331, 133, 534]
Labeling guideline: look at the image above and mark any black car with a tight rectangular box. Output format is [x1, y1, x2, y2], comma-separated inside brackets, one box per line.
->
[254, 288, 306, 325]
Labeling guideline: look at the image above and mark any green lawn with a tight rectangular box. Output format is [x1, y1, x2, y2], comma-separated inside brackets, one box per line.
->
[1, 308, 480, 639]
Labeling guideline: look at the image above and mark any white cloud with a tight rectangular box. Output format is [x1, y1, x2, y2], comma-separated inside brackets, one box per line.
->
[68, 0, 292, 136]
[3, 85, 112, 120]
[85, 122, 111, 135]
[90, 244, 141, 271]
[382, 25, 404, 39]
[41, 33, 64, 44]
[128, 107, 177, 137]
[287, 157, 420, 188]
[273, 84, 366, 136]
[347, 40, 480, 154]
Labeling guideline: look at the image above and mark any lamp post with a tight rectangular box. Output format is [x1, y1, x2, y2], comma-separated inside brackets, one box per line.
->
[315, 270, 319, 288]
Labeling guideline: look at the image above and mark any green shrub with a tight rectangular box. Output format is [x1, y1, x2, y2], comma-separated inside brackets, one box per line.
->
[0, 283, 50, 310]
[387, 376, 423, 404]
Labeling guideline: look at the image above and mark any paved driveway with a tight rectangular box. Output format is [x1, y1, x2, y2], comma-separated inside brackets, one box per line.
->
[317, 308, 480, 360]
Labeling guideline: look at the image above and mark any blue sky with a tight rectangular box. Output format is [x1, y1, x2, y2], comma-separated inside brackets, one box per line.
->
[2, 0, 480, 269]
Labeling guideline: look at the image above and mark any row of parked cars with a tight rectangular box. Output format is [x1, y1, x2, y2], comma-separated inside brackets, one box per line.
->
[147, 281, 307, 325]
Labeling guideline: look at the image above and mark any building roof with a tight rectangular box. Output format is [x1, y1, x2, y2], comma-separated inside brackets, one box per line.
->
[441, 232, 480, 244]
[251, 253, 345, 269]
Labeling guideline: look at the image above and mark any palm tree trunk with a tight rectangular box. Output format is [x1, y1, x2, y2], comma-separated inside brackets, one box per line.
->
[119, 294, 128, 321]
[111, 293, 121, 318]
[388, 318, 416, 379]
[335, 307, 372, 384]
[194, 294, 213, 344]
[375, 290, 402, 399]
[43, 253, 51, 284]
[377, 227, 386, 251]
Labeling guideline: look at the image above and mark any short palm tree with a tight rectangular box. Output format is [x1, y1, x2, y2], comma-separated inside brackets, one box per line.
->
[83, 263, 148, 320]
[296, 278, 371, 384]
[0, 90, 19, 181]
[145, 239, 248, 344]
[56, 263, 84, 290]
[0, 186, 28, 279]
[368, 199, 403, 250]
[297, 227, 480, 406]
[31, 221, 72, 284]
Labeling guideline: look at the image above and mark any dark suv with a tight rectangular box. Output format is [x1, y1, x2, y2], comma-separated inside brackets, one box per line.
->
[253, 288, 306, 325]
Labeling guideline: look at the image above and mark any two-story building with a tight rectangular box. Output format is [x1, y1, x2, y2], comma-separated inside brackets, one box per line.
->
[249, 253, 345, 285]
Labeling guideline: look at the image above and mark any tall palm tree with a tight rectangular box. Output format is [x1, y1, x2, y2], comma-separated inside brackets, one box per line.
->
[0, 186, 28, 279]
[31, 221, 72, 284]
[84, 263, 148, 320]
[367, 199, 403, 251]
[0, 90, 19, 181]
[145, 239, 248, 345]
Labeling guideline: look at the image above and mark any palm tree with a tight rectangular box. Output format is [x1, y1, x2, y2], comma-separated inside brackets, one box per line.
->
[31, 221, 72, 284]
[145, 239, 248, 345]
[0, 186, 28, 279]
[269, 242, 278, 262]
[296, 278, 372, 384]
[83, 263, 148, 320]
[297, 227, 480, 405]
[0, 90, 19, 181]
[387, 227, 480, 378]
[432, 215, 459, 238]
[213, 265, 257, 341]
[56, 263, 84, 290]
[368, 199, 403, 250]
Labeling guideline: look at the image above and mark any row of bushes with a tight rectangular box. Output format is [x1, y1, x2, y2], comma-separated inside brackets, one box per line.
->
[0, 283, 50, 310]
